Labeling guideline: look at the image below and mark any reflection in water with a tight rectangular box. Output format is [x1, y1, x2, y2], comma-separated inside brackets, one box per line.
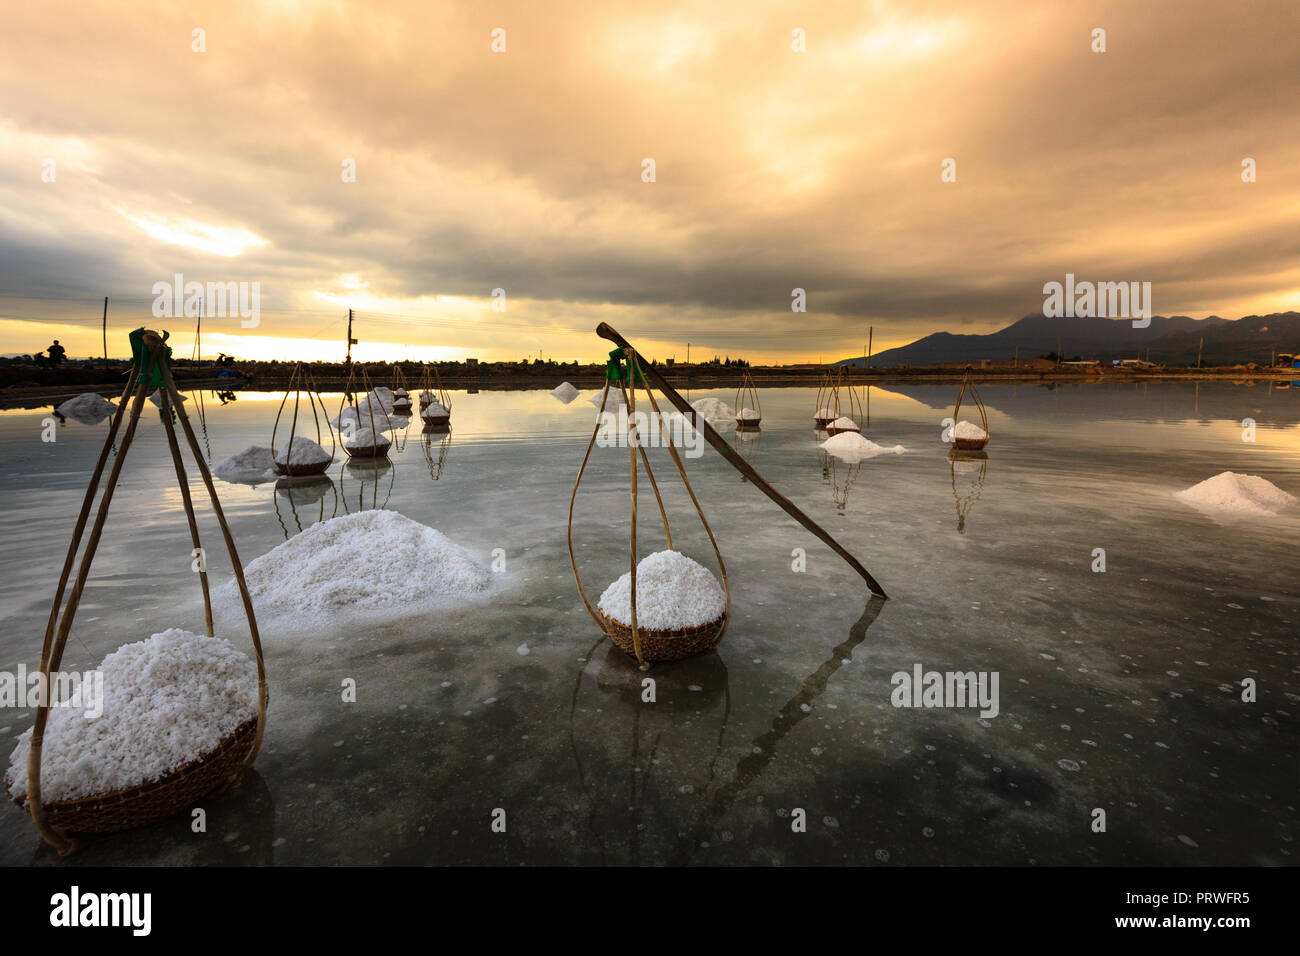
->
[340, 457, 394, 512]
[569, 641, 732, 865]
[830, 456, 862, 513]
[731, 428, 760, 480]
[422, 430, 453, 481]
[668, 596, 886, 864]
[273, 474, 339, 538]
[948, 450, 989, 534]
[30, 770, 276, 866]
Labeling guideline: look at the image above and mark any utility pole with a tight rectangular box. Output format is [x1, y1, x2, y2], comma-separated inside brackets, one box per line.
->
[1197, 336, 1203, 369]
[346, 308, 357, 365]
[686, 342, 690, 365]
[868, 326, 873, 369]
[101, 296, 108, 367]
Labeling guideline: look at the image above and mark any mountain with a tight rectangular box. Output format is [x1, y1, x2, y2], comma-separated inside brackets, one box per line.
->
[840, 312, 1300, 367]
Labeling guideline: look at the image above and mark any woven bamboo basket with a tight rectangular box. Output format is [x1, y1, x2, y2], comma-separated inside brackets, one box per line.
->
[344, 438, 391, 459]
[735, 370, 761, 430]
[951, 367, 991, 452]
[337, 364, 394, 461]
[825, 419, 862, 437]
[271, 363, 335, 478]
[13, 717, 258, 834]
[569, 347, 731, 669]
[596, 609, 727, 663]
[15, 328, 268, 855]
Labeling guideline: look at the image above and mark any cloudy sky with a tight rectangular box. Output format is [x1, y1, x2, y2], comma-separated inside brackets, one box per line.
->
[2, 0, 1298, 363]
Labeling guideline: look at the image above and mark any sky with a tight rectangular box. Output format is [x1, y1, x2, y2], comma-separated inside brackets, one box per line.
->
[2, 0, 1298, 364]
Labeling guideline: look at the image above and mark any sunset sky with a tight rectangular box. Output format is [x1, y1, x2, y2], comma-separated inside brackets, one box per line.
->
[2, 0, 1298, 364]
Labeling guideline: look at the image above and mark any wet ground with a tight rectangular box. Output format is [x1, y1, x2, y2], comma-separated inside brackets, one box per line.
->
[0, 382, 1295, 865]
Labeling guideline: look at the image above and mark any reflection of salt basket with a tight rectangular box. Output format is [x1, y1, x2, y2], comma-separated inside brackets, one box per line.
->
[949, 449, 988, 534]
[734, 370, 761, 430]
[951, 368, 990, 451]
[271, 363, 335, 476]
[570, 347, 730, 668]
[12, 328, 267, 854]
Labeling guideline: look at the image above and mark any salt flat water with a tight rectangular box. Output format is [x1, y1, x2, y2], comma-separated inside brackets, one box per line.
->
[0, 382, 1296, 865]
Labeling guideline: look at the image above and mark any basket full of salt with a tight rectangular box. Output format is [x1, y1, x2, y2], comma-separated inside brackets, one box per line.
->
[951, 368, 990, 451]
[571, 327, 890, 668]
[9, 329, 267, 855]
[570, 346, 730, 667]
[734, 370, 761, 429]
[271, 363, 335, 476]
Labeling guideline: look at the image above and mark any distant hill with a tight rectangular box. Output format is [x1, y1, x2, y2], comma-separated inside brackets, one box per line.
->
[840, 312, 1300, 367]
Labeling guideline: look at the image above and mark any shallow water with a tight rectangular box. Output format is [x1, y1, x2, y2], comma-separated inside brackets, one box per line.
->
[0, 382, 1296, 866]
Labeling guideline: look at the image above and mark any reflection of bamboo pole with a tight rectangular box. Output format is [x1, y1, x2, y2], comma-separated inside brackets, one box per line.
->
[668, 597, 886, 864]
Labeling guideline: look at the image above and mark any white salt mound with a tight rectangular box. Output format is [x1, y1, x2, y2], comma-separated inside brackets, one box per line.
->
[56, 392, 116, 424]
[552, 381, 580, 404]
[829, 416, 860, 431]
[737, 407, 760, 421]
[815, 407, 835, 418]
[589, 390, 626, 411]
[5, 628, 257, 804]
[691, 397, 733, 421]
[240, 510, 490, 615]
[368, 386, 395, 409]
[1174, 472, 1296, 517]
[344, 427, 391, 452]
[953, 420, 988, 441]
[419, 390, 434, 404]
[213, 445, 276, 483]
[273, 435, 331, 468]
[820, 432, 906, 461]
[421, 402, 449, 420]
[332, 401, 397, 433]
[598, 550, 725, 631]
[148, 389, 188, 407]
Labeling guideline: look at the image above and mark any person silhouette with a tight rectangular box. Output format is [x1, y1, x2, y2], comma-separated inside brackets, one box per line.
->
[47, 340, 67, 368]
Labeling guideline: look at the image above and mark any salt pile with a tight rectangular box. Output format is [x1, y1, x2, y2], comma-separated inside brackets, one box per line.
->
[344, 427, 392, 453]
[332, 400, 397, 433]
[148, 389, 187, 407]
[589, 390, 626, 412]
[368, 386, 395, 409]
[828, 416, 860, 432]
[737, 407, 761, 421]
[687, 397, 735, 433]
[419, 390, 434, 404]
[1174, 472, 1296, 517]
[820, 432, 905, 462]
[273, 435, 331, 469]
[598, 550, 725, 632]
[238, 510, 491, 617]
[552, 382, 580, 404]
[815, 407, 835, 419]
[421, 401, 450, 420]
[953, 421, 988, 441]
[213, 445, 276, 483]
[5, 629, 257, 804]
[56, 392, 116, 424]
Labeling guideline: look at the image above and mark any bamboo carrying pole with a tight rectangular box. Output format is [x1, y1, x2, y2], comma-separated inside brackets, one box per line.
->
[594, 323, 888, 599]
